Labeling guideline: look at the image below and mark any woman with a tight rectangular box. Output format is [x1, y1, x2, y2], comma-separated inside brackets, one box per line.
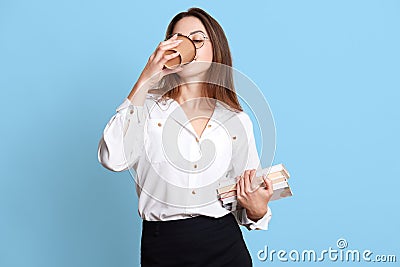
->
[98, 7, 274, 267]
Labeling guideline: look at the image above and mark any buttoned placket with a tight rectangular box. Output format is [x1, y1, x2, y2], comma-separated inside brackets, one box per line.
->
[188, 126, 200, 214]
[188, 126, 213, 218]
[187, 136, 196, 216]
[162, 98, 219, 216]
[187, 120, 216, 217]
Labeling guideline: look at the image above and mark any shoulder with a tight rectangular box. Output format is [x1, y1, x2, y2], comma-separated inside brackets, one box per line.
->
[235, 110, 252, 122]
[231, 109, 253, 128]
[211, 100, 254, 130]
[228, 110, 256, 139]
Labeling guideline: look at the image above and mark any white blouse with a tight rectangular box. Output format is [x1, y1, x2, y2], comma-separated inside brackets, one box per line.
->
[97, 93, 272, 230]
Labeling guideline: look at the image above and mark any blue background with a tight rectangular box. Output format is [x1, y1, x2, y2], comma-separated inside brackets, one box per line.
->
[1, 0, 399, 266]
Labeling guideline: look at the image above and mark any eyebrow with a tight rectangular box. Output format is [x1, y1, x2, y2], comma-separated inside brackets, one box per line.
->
[188, 30, 205, 35]
[172, 30, 206, 36]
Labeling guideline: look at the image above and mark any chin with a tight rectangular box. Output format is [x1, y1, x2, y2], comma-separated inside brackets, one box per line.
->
[176, 61, 212, 81]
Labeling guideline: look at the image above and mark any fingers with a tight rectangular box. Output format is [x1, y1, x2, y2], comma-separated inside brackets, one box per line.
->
[147, 34, 179, 61]
[159, 39, 183, 51]
[238, 173, 245, 198]
[263, 175, 274, 196]
[236, 175, 242, 202]
[250, 169, 257, 191]
[242, 170, 249, 193]
[140, 34, 184, 86]
[163, 50, 181, 62]
[153, 40, 183, 63]
[162, 65, 183, 76]
[243, 169, 257, 193]
[160, 33, 179, 46]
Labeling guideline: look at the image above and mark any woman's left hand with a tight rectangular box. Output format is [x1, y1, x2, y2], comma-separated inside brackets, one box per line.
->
[236, 169, 273, 221]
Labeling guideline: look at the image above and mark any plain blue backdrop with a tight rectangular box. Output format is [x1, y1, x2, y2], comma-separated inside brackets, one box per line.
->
[1, 0, 399, 266]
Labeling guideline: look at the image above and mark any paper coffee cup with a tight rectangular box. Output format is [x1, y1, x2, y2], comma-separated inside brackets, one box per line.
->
[164, 35, 196, 69]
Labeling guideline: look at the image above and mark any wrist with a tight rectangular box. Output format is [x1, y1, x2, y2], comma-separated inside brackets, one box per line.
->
[246, 207, 268, 222]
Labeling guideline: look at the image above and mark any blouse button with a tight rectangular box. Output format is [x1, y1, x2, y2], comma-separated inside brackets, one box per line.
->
[194, 164, 197, 168]
[207, 124, 212, 128]
[129, 109, 134, 114]
[232, 136, 237, 140]
[195, 137, 199, 142]
[157, 122, 162, 127]
[192, 190, 196, 194]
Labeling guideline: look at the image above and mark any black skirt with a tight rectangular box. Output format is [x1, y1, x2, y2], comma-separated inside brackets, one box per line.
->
[140, 212, 253, 267]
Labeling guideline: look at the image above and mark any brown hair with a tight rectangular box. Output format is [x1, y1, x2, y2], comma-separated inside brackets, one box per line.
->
[153, 7, 243, 112]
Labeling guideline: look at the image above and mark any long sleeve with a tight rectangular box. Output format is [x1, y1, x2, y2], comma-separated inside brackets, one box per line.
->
[230, 112, 272, 230]
[97, 97, 146, 172]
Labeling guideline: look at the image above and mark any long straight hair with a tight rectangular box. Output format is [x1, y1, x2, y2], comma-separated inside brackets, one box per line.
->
[152, 7, 243, 112]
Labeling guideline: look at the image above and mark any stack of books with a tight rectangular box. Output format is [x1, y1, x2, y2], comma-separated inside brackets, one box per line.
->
[217, 164, 293, 211]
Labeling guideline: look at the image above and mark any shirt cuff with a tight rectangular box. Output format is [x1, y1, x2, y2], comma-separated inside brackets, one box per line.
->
[241, 206, 272, 231]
